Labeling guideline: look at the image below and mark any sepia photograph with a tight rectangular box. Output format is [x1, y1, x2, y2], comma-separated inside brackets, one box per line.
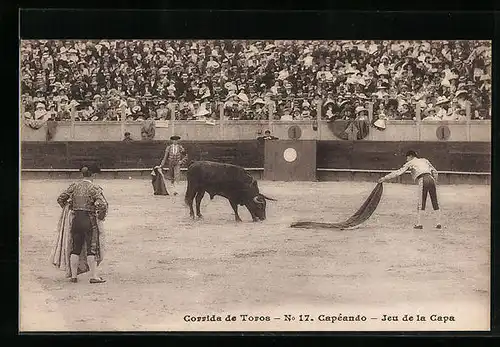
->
[19, 37, 491, 332]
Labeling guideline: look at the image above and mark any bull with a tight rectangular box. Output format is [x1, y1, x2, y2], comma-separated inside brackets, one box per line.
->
[185, 161, 276, 222]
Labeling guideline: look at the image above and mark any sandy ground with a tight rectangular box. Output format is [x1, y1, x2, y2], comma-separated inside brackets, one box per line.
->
[19, 179, 490, 332]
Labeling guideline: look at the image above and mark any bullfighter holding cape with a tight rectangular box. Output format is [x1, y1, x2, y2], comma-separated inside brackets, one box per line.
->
[50, 164, 108, 283]
[159, 135, 187, 196]
[291, 150, 441, 230]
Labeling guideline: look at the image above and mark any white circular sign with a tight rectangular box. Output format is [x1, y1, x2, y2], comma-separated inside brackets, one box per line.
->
[283, 148, 298, 162]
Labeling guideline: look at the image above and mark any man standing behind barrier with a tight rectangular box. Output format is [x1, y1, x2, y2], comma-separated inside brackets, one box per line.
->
[56, 165, 108, 283]
[378, 150, 442, 230]
[160, 135, 187, 196]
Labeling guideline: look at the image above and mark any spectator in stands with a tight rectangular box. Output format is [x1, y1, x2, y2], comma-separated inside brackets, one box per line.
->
[46, 103, 58, 120]
[57, 97, 71, 121]
[155, 100, 169, 120]
[280, 107, 293, 121]
[21, 93, 34, 115]
[34, 102, 47, 121]
[399, 102, 415, 120]
[422, 107, 440, 121]
[141, 114, 156, 140]
[20, 39, 491, 122]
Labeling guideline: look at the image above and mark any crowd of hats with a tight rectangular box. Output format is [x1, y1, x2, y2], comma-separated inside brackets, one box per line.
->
[20, 40, 491, 122]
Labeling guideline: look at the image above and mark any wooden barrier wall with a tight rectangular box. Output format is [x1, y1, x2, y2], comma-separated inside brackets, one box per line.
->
[21, 140, 490, 173]
[316, 141, 491, 172]
[21, 141, 264, 170]
[20, 120, 492, 142]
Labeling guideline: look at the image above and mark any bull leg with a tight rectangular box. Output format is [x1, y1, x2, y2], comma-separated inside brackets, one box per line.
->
[230, 201, 242, 222]
[195, 190, 205, 219]
[184, 182, 196, 219]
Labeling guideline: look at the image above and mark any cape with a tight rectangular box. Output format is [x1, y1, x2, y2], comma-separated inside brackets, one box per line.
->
[151, 167, 169, 195]
[290, 183, 383, 229]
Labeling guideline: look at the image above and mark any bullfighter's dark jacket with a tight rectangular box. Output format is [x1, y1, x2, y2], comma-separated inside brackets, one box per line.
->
[57, 179, 108, 220]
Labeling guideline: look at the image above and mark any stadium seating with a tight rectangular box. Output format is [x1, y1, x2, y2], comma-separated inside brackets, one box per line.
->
[20, 40, 491, 124]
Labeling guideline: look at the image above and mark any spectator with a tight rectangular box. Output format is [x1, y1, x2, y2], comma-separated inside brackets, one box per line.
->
[34, 102, 47, 120]
[20, 39, 491, 121]
[435, 96, 450, 119]
[123, 131, 133, 142]
[355, 106, 369, 121]
[399, 103, 415, 120]
[156, 100, 170, 120]
[280, 107, 293, 121]
[422, 107, 440, 121]
[257, 130, 278, 141]
[141, 114, 156, 140]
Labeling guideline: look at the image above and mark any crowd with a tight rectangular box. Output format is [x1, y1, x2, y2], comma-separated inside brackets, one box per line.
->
[21, 39, 491, 123]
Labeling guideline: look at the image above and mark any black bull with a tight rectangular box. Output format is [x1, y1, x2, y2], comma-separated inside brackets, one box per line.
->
[185, 161, 277, 221]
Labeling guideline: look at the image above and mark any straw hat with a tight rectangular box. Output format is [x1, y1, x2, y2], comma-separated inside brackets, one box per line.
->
[435, 96, 450, 105]
[345, 67, 357, 75]
[424, 106, 437, 117]
[225, 91, 237, 101]
[480, 74, 491, 81]
[264, 43, 276, 51]
[252, 98, 266, 106]
[355, 106, 368, 114]
[339, 100, 350, 107]
[237, 92, 249, 103]
[373, 118, 386, 129]
[196, 103, 210, 117]
[323, 99, 335, 107]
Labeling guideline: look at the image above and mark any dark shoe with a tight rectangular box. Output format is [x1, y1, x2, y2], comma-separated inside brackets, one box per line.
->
[89, 277, 106, 284]
[413, 225, 423, 229]
[70, 278, 78, 283]
[436, 224, 442, 229]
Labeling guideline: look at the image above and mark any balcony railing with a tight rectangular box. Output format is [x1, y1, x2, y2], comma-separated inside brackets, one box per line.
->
[20, 99, 491, 142]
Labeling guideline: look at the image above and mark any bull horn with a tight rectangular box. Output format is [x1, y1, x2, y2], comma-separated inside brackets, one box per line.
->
[260, 194, 277, 201]
[253, 196, 265, 204]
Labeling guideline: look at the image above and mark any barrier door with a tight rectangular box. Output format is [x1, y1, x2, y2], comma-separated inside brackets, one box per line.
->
[263, 140, 317, 181]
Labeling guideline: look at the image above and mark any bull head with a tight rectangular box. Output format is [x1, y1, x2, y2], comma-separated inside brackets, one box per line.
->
[248, 193, 277, 222]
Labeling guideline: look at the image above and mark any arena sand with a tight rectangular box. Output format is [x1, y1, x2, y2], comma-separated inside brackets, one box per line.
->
[19, 179, 490, 331]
